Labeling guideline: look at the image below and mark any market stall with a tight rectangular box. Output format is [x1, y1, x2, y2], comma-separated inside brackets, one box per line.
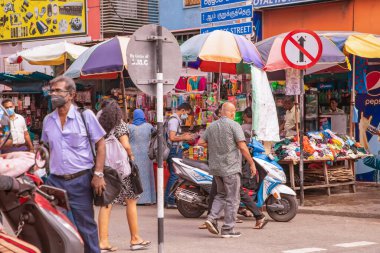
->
[0, 71, 53, 148]
[274, 130, 370, 195]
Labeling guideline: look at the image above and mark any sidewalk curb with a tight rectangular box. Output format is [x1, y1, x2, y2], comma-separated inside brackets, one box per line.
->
[298, 207, 380, 219]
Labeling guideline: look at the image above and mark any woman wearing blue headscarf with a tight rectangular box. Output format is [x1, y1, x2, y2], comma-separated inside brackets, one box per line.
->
[128, 109, 156, 205]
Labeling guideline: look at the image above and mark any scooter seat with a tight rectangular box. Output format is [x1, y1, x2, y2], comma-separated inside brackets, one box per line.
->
[182, 158, 209, 172]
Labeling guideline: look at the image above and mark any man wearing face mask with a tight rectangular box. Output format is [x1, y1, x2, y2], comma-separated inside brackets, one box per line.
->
[1, 99, 34, 154]
[164, 102, 195, 209]
[41, 76, 106, 253]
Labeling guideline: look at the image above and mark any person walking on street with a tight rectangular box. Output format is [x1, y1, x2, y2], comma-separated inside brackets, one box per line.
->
[41, 76, 106, 253]
[198, 102, 257, 238]
[165, 103, 195, 209]
[1, 99, 34, 154]
[97, 100, 151, 251]
[128, 109, 156, 205]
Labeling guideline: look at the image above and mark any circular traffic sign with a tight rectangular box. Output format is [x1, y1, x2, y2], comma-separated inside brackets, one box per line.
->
[281, 30, 323, 70]
[127, 24, 182, 96]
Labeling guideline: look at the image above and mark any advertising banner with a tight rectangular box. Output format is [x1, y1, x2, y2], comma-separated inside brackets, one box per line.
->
[201, 5, 252, 24]
[201, 21, 252, 35]
[0, 0, 87, 43]
[355, 69, 380, 182]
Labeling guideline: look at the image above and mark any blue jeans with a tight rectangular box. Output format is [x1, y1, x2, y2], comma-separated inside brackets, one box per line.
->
[164, 147, 182, 205]
[47, 170, 100, 253]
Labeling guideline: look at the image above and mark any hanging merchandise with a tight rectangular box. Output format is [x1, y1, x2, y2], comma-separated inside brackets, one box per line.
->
[285, 69, 301, 95]
[251, 66, 280, 142]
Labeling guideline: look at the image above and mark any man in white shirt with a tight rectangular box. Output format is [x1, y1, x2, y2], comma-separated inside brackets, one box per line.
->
[1, 99, 34, 153]
[281, 97, 299, 137]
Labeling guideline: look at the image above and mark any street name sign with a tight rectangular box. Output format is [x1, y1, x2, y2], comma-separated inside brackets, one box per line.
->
[281, 30, 322, 70]
[201, 0, 247, 8]
[201, 5, 253, 24]
[200, 21, 252, 35]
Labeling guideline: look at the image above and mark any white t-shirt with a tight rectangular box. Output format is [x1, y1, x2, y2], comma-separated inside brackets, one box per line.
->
[9, 114, 28, 145]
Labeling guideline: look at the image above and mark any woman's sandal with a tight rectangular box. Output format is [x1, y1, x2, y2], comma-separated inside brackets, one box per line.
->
[100, 245, 118, 252]
[253, 217, 268, 229]
[130, 240, 151, 251]
[238, 208, 254, 218]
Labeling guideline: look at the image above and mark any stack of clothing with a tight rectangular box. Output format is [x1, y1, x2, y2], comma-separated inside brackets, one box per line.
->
[274, 129, 369, 161]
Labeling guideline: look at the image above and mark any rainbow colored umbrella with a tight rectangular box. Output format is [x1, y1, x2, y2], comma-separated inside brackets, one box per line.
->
[256, 33, 347, 74]
[64, 36, 129, 79]
[181, 30, 264, 74]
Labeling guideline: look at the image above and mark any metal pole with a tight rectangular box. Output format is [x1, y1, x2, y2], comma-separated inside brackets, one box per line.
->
[299, 70, 305, 206]
[349, 55, 356, 138]
[120, 74, 128, 121]
[156, 25, 164, 253]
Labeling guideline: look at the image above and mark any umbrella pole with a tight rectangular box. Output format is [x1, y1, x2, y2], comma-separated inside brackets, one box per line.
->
[299, 70, 305, 206]
[295, 95, 300, 142]
[218, 62, 222, 102]
[349, 55, 356, 139]
[120, 74, 128, 120]
[63, 53, 67, 72]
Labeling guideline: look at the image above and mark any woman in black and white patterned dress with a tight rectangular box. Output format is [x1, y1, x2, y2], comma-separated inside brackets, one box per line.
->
[97, 99, 151, 251]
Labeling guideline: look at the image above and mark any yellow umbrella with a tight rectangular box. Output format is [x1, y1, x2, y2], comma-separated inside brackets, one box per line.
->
[344, 34, 380, 58]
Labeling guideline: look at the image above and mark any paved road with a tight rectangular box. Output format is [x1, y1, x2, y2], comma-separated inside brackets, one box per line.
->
[103, 205, 380, 253]
[4, 204, 380, 253]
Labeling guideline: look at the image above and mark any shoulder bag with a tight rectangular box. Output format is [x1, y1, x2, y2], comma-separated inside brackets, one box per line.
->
[78, 108, 124, 206]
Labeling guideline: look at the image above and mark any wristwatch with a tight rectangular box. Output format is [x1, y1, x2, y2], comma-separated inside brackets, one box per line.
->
[94, 171, 104, 178]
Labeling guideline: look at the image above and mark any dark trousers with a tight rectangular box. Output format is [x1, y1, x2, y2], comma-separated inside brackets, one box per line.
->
[165, 147, 182, 205]
[47, 170, 100, 253]
[208, 177, 263, 219]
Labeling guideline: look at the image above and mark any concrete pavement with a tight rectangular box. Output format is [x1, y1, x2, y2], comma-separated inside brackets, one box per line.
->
[298, 183, 380, 219]
[103, 205, 380, 253]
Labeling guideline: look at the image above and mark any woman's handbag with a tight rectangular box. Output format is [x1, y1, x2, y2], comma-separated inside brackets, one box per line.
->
[129, 160, 143, 195]
[93, 166, 124, 206]
[79, 108, 124, 206]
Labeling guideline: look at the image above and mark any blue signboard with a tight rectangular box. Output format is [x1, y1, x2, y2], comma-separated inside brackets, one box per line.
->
[253, 0, 325, 8]
[201, 5, 253, 24]
[201, 0, 247, 8]
[201, 22, 252, 35]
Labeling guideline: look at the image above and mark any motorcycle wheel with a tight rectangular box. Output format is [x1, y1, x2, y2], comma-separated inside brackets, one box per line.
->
[177, 188, 206, 218]
[266, 194, 298, 222]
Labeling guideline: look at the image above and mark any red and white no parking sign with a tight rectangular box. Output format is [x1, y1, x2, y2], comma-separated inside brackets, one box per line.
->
[281, 30, 323, 70]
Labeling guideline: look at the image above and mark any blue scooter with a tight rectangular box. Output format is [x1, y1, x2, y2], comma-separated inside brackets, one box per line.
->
[170, 139, 298, 222]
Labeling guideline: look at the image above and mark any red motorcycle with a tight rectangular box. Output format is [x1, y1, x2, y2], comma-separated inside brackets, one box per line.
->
[0, 104, 84, 253]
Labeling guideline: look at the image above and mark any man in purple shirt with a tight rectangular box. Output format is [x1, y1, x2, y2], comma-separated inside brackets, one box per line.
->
[41, 76, 106, 253]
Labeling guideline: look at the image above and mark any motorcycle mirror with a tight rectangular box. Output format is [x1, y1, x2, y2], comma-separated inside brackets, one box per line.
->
[35, 145, 50, 169]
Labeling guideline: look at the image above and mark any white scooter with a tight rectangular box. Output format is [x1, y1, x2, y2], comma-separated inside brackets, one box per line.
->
[170, 139, 298, 222]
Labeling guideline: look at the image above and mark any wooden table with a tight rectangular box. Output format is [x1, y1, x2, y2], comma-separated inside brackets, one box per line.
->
[278, 157, 364, 196]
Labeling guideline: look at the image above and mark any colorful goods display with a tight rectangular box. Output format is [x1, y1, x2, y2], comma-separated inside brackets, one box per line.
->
[274, 129, 369, 161]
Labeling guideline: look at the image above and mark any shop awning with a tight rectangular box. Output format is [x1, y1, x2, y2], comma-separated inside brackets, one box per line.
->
[0, 71, 53, 92]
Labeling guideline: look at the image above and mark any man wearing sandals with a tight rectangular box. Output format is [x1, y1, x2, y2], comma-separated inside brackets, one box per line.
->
[198, 103, 258, 238]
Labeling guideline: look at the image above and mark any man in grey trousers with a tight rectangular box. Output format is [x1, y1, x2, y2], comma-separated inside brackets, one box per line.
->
[198, 102, 257, 238]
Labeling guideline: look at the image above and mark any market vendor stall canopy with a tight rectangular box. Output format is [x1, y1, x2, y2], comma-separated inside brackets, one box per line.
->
[64, 36, 129, 80]
[181, 30, 264, 74]
[256, 32, 347, 73]
[0, 71, 53, 92]
[7, 41, 88, 67]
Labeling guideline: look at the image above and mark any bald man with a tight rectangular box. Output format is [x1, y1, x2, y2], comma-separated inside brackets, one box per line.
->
[198, 102, 257, 238]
